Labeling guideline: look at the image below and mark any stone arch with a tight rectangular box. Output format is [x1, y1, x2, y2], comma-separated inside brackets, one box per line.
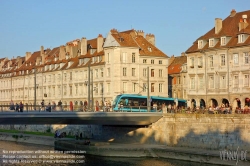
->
[200, 99, 206, 109]
[245, 98, 250, 107]
[210, 98, 218, 108]
[233, 98, 241, 109]
[221, 98, 229, 107]
[191, 99, 196, 110]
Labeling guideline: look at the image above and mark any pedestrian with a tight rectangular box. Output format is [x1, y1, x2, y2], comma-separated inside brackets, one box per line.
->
[41, 99, 45, 111]
[58, 100, 62, 111]
[46, 102, 51, 112]
[15, 103, 19, 112]
[95, 100, 99, 111]
[70, 101, 73, 111]
[9, 100, 15, 111]
[84, 100, 88, 111]
[19, 102, 24, 112]
[52, 101, 56, 111]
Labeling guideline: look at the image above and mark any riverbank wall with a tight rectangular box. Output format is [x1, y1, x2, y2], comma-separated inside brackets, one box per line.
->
[0, 114, 249, 151]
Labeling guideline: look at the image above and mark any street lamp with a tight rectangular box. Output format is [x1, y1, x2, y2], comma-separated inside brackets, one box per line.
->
[147, 66, 150, 112]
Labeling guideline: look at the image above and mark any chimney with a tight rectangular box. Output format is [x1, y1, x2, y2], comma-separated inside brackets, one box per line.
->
[81, 37, 87, 55]
[239, 15, 249, 31]
[59, 45, 66, 60]
[146, 33, 155, 46]
[71, 45, 78, 58]
[230, 9, 236, 17]
[40, 46, 45, 64]
[181, 52, 186, 56]
[110, 28, 118, 34]
[97, 34, 104, 53]
[25, 52, 32, 61]
[215, 18, 222, 34]
[137, 30, 144, 37]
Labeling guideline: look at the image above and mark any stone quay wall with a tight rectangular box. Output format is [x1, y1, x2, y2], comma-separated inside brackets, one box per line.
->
[0, 114, 250, 151]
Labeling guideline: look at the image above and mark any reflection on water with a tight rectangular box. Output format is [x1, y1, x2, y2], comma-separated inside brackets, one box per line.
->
[0, 141, 219, 166]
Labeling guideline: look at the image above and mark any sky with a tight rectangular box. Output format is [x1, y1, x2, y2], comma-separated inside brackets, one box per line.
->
[0, 0, 249, 59]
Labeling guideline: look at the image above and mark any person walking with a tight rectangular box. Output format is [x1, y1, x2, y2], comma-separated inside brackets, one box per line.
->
[19, 102, 24, 112]
[58, 100, 62, 111]
[41, 100, 45, 111]
[15, 103, 19, 112]
[70, 101, 73, 111]
[9, 100, 15, 111]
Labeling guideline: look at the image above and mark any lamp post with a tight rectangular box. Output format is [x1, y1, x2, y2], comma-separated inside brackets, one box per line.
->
[88, 63, 91, 111]
[34, 68, 37, 111]
[147, 66, 150, 112]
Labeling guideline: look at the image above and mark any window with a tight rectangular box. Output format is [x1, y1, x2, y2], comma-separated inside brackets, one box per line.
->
[143, 68, 147, 77]
[151, 83, 154, 92]
[107, 68, 110, 77]
[107, 53, 110, 63]
[209, 39, 214, 47]
[221, 37, 226, 45]
[209, 76, 214, 88]
[132, 68, 135, 76]
[64, 86, 66, 95]
[238, 34, 244, 43]
[221, 54, 226, 66]
[199, 77, 203, 89]
[132, 83, 136, 92]
[190, 57, 194, 67]
[220, 76, 226, 88]
[95, 69, 98, 78]
[121, 52, 127, 63]
[123, 82, 127, 92]
[234, 75, 239, 87]
[190, 78, 195, 89]
[159, 83, 163, 92]
[151, 69, 154, 77]
[151, 60, 154, 64]
[198, 40, 203, 49]
[107, 83, 110, 93]
[69, 86, 72, 95]
[143, 59, 147, 63]
[123, 68, 127, 76]
[75, 85, 78, 95]
[244, 75, 249, 87]
[209, 55, 213, 67]
[244, 52, 249, 64]
[52, 87, 55, 96]
[70, 72, 72, 80]
[100, 68, 103, 77]
[233, 53, 239, 65]
[198, 57, 203, 67]
[143, 83, 147, 92]
[132, 53, 135, 63]
[58, 86, 61, 95]
[159, 69, 163, 77]
[64, 73, 67, 81]
[159, 60, 162, 64]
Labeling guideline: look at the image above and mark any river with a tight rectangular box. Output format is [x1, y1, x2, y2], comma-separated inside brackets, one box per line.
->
[0, 140, 220, 166]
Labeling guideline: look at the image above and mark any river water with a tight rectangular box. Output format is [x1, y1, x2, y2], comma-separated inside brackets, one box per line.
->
[0, 140, 219, 166]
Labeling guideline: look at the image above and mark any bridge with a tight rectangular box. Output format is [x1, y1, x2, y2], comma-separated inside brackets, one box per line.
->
[0, 112, 163, 125]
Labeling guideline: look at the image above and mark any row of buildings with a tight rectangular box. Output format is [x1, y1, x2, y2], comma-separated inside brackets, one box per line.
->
[0, 9, 250, 110]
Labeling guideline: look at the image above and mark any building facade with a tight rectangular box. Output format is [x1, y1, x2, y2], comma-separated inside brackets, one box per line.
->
[168, 53, 187, 100]
[0, 29, 169, 109]
[185, 9, 250, 110]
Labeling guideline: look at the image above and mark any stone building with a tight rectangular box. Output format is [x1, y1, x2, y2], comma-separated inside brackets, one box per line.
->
[0, 29, 168, 109]
[168, 53, 187, 99]
[185, 9, 250, 109]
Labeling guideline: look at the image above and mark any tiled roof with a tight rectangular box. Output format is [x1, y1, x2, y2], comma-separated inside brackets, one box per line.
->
[168, 56, 187, 74]
[186, 10, 250, 53]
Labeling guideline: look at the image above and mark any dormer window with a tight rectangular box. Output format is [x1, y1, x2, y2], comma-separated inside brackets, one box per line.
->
[238, 34, 248, 43]
[148, 47, 152, 52]
[198, 40, 203, 49]
[209, 39, 214, 47]
[221, 37, 226, 46]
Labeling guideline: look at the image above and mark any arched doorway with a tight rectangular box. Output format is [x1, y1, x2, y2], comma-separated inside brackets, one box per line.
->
[222, 98, 229, 107]
[200, 99, 206, 109]
[210, 98, 218, 108]
[245, 98, 250, 107]
[191, 99, 196, 110]
[234, 98, 241, 109]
